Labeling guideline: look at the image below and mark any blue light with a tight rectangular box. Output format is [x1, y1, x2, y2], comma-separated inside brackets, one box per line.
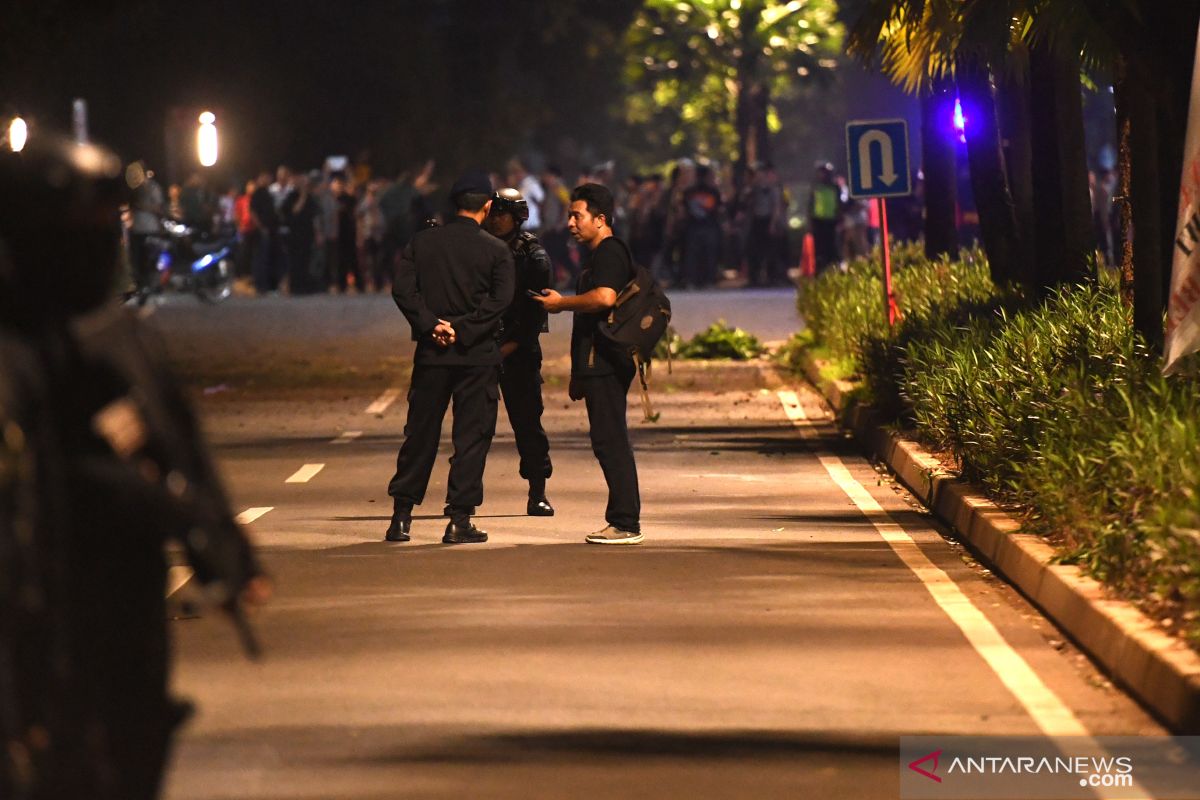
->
[953, 97, 966, 143]
[191, 253, 215, 273]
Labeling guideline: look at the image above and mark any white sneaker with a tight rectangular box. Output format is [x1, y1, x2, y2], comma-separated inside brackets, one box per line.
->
[585, 525, 644, 545]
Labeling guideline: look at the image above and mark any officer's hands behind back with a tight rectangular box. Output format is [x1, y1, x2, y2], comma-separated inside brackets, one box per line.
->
[432, 319, 456, 348]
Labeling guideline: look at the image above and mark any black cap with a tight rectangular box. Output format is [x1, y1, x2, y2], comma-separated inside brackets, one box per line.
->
[449, 168, 492, 198]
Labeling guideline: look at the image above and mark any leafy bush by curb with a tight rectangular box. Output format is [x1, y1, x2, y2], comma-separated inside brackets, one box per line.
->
[660, 320, 766, 361]
[793, 252, 1200, 648]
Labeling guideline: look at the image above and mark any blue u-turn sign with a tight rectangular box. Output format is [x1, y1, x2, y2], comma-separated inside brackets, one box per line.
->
[846, 119, 912, 199]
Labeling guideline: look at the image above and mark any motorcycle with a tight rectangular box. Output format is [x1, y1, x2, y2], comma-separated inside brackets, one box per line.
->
[128, 217, 235, 306]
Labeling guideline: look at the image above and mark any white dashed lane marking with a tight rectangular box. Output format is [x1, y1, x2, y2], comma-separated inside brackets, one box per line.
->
[331, 430, 363, 444]
[365, 388, 402, 415]
[236, 506, 274, 525]
[285, 463, 325, 484]
[166, 566, 194, 598]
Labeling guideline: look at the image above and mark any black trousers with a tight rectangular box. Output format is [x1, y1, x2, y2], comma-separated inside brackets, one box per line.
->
[252, 228, 285, 293]
[581, 365, 640, 532]
[499, 348, 552, 485]
[388, 364, 499, 519]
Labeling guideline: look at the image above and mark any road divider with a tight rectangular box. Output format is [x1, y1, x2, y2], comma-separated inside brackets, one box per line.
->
[285, 463, 325, 484]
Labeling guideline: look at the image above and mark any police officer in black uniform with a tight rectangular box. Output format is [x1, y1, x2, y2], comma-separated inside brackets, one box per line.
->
[483, 188, 555, 516]
[0, 135, 269, 800]
[386, 170, 515, 544]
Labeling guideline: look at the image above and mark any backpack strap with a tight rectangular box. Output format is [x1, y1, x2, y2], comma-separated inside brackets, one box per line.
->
[632, 350, 656, 422]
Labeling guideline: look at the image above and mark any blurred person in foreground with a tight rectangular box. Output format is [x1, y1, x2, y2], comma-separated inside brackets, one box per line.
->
[483, 188, 555, 517]
[0, 136, 270, 800]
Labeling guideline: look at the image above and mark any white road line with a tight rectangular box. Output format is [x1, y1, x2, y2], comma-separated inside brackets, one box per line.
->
[331, 430, 363, 444]
[776, 390, 1087, 737]
[365, 387, 402, 415]
[285, 463, 325, 483]
[236, 506, 274, 525]
[166, 565, 194, 598]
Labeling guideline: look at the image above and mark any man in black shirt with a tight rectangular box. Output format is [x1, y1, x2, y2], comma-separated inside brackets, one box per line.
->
[249, 170, 283, 294]
[483, 188, 555, 516]
[282, 173, 321, 294]
[681, 165, 722, 288]
[387, 170, 514, 544]
[533, 183, 642, 545]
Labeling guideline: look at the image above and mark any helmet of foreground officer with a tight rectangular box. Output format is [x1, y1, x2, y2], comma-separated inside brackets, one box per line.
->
[0, 134, 127, 327]
[483, 187, 528, 240]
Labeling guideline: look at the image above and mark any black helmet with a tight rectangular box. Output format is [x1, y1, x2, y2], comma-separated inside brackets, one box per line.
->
[0, 134, 127, 326]
[491, 187, 529, 224]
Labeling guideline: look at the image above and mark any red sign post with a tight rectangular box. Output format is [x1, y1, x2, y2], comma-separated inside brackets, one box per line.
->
[879, 198, 899, 326]
[846, 119, 911, 329]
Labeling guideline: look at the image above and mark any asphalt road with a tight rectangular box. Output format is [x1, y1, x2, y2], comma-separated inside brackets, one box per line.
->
[151, 289, 1163, 800]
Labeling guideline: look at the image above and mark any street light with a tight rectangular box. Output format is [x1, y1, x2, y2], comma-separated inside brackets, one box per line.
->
[197, 110, 218, 167]
[8, 116, 27, 152]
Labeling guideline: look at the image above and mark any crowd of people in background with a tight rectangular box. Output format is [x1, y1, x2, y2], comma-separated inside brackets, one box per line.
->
[126, 154, 937, 298]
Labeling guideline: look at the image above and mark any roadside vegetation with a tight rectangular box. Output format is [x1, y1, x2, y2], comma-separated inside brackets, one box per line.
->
[793, 247, 1200, 648]
[658, 321, 767, 361]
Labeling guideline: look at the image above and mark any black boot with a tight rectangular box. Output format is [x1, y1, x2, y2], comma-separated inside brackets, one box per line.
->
[443, 519, 488, 544]
[527, 497, 554, 516]
[527, 479, 554, 516]
[385, 502, 412, 542]
[385, 515, 411, 542]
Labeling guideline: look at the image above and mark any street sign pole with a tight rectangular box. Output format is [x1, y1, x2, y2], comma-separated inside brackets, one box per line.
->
[846, 118, 911, 329]
[879, 198, 897, 326]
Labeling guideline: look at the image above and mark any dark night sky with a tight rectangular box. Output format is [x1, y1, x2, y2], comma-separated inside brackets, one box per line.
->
[3, 1, 940, 190]
[4, 1, 640, 184]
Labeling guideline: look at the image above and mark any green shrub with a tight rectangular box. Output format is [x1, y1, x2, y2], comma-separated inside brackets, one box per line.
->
[796, 242, 996, 370]
[798, 251, 1200, 646]
[673, 320, 766, 360]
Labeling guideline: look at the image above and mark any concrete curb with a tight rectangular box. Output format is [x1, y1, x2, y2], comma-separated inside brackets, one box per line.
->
[797, 355, 1200, 734]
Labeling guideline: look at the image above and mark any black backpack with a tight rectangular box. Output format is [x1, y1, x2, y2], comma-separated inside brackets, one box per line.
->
[596, 240, 672, 421]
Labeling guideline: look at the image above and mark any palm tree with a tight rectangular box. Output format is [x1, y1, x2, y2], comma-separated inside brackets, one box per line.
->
[851, 0, 1200, 341]
[1082, 0, 1200, 347]
[848, 0, 1022, 281]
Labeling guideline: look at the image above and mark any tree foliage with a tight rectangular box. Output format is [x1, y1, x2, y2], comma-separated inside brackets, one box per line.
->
[846, 0, 1119, 92]
[622, 0, 843, 165]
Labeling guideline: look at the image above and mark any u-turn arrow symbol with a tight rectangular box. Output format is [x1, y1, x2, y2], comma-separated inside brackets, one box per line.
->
[858, 130, 900, 189]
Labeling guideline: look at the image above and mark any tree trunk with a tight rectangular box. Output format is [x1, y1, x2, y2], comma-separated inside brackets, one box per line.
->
[921, 76, 959, 259]
[733, 6, 769, 191]
[997, 49, 1036, 290]
[1028, 39, 1094, 293]
[956, 56, 1020, 288]
[1151, 5, 1197, 323]
[1128, 86, 1165, 346]
[1113, 55, 1135, 309]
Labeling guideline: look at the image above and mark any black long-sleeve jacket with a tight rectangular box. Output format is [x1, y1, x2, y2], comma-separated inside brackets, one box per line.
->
[392, 216, 515, 366]
[500, 232, 551, 351]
